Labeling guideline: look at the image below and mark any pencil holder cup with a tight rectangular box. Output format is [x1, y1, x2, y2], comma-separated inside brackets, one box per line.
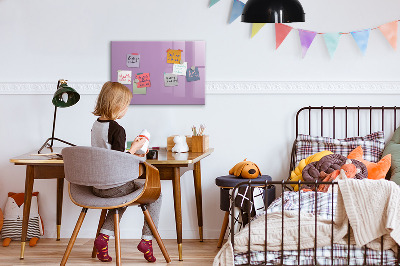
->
[191, 135, 209, 153]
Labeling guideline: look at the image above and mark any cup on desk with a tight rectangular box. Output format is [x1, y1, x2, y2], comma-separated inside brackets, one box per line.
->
[146, 150, 158, 160]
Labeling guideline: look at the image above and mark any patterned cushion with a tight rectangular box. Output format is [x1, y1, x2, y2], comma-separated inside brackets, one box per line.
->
[295, 131, 385, 166]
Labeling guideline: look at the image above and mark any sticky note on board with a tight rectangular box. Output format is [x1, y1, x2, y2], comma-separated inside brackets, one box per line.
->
[132, 83, 147, 94]
[117, 70, 132, 84]
[186, 67, 200, 82]
[126, 53, 140, 68]
[164, 73, 179, 87]
[167, 49, 182, 64]
[173, 62, 187, 76]
[136, 73, 151, 88]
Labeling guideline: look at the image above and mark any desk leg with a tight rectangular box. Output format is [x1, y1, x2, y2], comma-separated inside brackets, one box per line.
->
[172, 167, 183, 261]
[56, 178, 64, 241]
[20, 165, 35, 259]
[193, 161, 203, 242]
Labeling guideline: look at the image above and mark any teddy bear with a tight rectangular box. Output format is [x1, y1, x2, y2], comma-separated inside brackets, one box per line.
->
[229, 159, 261, 179]
[1, 192, 44, 247]
[172, 135, 189, 153]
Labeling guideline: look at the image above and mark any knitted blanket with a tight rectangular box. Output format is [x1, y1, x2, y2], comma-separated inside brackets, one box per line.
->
[214, 179, 400, 266]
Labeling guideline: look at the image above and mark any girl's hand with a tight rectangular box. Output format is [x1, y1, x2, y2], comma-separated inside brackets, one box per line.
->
[134, 148, 149, 157]
[128, 137, 147, 155]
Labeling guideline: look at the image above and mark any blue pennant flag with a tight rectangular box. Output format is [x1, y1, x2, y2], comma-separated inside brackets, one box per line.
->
[323, 33, 341, 58]
[229, 0, 245, 24]
[351, 29, 371, 55]
[209, 0, 220, 7]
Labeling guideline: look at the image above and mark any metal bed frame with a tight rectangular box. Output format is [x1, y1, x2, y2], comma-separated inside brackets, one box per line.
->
[230, 106, 400, 266]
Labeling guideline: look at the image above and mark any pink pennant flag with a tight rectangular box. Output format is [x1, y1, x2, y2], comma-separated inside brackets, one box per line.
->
[378, 21, 398, 50]
[298, 29, 317, 58]
[275, 23, 293, 49]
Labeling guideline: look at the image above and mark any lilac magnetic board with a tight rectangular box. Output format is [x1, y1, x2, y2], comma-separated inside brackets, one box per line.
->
[111, 41, 206, 105]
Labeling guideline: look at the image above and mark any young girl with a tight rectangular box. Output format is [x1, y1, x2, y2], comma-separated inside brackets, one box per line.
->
[91, 81, 162, 263]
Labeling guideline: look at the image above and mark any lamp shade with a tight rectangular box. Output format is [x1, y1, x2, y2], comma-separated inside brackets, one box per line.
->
[52, 84, 80, 108]
[241, 0, 305, 23]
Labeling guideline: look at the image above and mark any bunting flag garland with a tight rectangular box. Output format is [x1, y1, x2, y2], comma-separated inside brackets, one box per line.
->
[207, 5, 400, 57]
[275, 23, 293, 49]
[351, 29, 370, 55]
[378, 21, 398, 50]
[209, 0, 220, 8]
[251, 23, 266, 38]
[229, 0, 245, 24]
[323, 33, 341, 58]
[298, 30, 317, 58]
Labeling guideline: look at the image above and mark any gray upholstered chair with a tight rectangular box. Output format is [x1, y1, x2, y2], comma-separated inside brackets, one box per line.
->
[60, 146, 171, 265]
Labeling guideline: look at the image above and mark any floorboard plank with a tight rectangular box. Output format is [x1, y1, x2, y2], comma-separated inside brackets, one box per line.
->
[0, 239, 222, 265]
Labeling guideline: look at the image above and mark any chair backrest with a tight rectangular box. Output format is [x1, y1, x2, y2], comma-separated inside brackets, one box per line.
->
[62, 146, 145, 187]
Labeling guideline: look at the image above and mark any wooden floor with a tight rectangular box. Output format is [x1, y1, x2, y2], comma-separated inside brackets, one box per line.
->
[0, 239, 221, 265]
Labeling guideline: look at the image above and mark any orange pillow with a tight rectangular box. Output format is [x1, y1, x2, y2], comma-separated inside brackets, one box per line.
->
[347, 146, 391, 180]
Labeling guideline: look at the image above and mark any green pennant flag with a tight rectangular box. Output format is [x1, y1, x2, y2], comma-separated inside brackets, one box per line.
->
[209, 0, 220, 7]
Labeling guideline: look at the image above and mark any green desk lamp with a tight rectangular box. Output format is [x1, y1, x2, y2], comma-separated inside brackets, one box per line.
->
[38, 79, 80, 154]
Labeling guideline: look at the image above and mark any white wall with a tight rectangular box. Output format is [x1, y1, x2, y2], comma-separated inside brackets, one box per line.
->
[1, 0, 400, 240]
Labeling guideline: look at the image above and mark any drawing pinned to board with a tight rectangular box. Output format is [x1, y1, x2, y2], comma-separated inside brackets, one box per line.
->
[136, 73, 151, 88]
[167, 49, 183, 64]
[164, 73, 179, 87]
[186, 66, 200, 82]
[173, 62, 188, 76]
[126, 53, 140, 67]
[132, 83, 147, 95]
[118, 70, 132, 84]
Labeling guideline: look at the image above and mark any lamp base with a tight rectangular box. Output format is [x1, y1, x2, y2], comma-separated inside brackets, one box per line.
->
[38, 137, 76, 154]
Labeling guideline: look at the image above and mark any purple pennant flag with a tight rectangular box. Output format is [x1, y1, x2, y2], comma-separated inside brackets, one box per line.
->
[229, 0, 245, 24]
[298, 29, 317, 58]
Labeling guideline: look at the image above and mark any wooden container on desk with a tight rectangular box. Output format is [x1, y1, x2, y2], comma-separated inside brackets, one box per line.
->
[191, 135, 209, 153]
[167, 135, 192, 151]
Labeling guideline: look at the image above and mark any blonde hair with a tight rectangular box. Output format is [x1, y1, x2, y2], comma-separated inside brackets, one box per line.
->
[93, 82, 133, 120]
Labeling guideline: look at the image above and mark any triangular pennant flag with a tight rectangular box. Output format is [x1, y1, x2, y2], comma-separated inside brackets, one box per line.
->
[229, 0, 245, 24]
[298, 29, 317, 58]
[209, 0, 220, 7]
[351, 29, 370, 55]
[378, 21, 398, 50]
[251, 23, 266, 38]
[275, 23, 293, 49]
[323, 33, 341, 58]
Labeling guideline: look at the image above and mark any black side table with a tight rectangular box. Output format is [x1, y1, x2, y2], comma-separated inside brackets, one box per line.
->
[215, 175, 275, 248]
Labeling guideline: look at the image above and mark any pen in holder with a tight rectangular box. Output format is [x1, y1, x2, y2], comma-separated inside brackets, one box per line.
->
[191, 135, 209, 152]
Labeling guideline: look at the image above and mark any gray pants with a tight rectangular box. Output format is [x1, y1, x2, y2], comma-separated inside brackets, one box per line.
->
[92, 180, 162, 240]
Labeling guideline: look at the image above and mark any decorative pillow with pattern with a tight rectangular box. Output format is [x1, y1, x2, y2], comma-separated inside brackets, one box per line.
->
[294, 131, 385, 167]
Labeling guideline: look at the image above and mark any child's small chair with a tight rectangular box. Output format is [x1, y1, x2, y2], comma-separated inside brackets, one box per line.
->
[60, 146, 171, 265]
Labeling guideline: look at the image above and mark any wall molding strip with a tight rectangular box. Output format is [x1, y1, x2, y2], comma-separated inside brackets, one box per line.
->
[0, 81, 399, 95]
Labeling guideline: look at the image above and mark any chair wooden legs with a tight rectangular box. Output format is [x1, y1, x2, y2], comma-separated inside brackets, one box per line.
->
[114, 210, 121, 266]
[91, 209, 108, 258]
[141, 205, 171, 263]
[217, 211, 230, 248]
[60, 208, 88, 266]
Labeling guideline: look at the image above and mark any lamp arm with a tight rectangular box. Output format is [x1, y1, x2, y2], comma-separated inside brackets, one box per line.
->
[50, 105, 57, 148]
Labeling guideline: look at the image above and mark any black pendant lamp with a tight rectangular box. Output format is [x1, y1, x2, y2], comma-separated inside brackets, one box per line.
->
[242, 0, 305, 23]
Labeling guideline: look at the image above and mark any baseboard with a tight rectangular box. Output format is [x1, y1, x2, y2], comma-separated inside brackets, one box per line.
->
[1, 81, 399, 95]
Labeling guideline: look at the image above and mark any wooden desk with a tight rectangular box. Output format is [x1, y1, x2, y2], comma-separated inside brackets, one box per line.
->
[10, 147, 213, 261]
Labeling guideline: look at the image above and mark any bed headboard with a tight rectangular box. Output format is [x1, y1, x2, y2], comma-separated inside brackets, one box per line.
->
[290, 106, 400, 179]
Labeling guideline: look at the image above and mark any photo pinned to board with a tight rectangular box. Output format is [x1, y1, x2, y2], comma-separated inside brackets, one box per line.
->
[186, 66, 200, 82]
[117, 70, 132, 84]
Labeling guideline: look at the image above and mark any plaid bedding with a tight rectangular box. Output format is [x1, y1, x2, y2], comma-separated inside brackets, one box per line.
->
[234, 191, 397, 265]
[294, 131, 385, 166]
